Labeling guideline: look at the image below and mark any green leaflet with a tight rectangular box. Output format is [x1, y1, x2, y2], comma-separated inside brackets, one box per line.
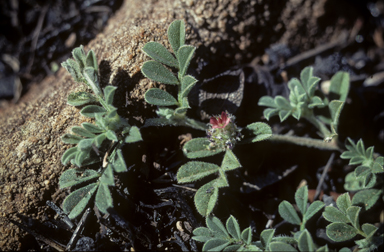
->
[80, 105, 107, 118]
[142, 41, 178, 68]
[326, 222, 358, 242]
[95, 182, 113, 214]
[59, 168, 99, 189]
[226, 215, 241, 240]
[144, 88, 178, 106]
[124, 126, 143, 143]
[61, 146, 79, 165]
[195, 180, 219, 217]
[295, 185, 308, 216]
[104, 86, 117, 105]
[278, 200, 301, 225]
[329, 71, 350, 102]
[352, 189, 382, 211]
[221, 149, 241, 171]
[269, 242, 298, 252]
[183, 137, 224, 158]
[177, 161, 220, 183]
[298, 230, 315, 252]
[67, 91, 97, 106]
[241, 122, 272, 144]
[85, 49, 98, 71]
[167, 20, 185, 54]
[177, 45, 195, 77]
[61, 134, 83, 144]
[63, 182, 98, 219]
[141, 61, 179, 85]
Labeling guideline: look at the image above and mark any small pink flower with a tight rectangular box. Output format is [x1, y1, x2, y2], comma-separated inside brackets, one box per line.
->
[210, 111, 231, 129]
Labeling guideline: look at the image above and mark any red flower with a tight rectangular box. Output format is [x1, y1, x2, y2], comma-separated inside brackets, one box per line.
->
[210, 111, 231, 129]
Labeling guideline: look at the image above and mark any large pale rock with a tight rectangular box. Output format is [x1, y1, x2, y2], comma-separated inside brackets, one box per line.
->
[0, 0, 356, 249]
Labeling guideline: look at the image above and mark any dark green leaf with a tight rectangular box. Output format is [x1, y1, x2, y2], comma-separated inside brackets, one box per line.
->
[177, 161, 220, 183]
[62, 133, 83, 144]
[80, 105, 106, 118]
[61, 146, 78, 165]
[59, 168, 99, 189]
[223, 245, 242, 252]
[174, 106, 189, 115]
[295, 185, 308, 215]
[63, 182, 98, 219]
[361, 223, 378, 238]
[323, 206, 350, 223]
[67, 92, 97, 106]
[195, 181, 219, 217]
[177, 45, 195, 77]
[141, 61, 179, 85]
[278, 200, 301, 225]
[355, 166, 371, 177]
[183, 137, 224, 158]
[71, 126, 96, 138]
[344, 171, 365, 191]
[167, 20, 185, 54]
[95, 182, 113, 214]
[326, 222, 358, 242]
[363, 172, 376, 188]
[104, 86, 117, 105]
[346, 206, 361, 229]
[142, 42, 178, 68]
[226, 215, 241, 240]
[144, 88, 178, 106]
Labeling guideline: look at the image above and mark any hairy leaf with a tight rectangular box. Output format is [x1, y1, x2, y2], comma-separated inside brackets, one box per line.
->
[192, 227, 214, 243]
[81, 122, 104, 133]
[241, 227, 252, 245]
[61, 146, 78, 165]
[142, 42, 178, 68]
[104, 86, 117, 105]
[278, 201, 301, 225]
[83, 67, 101, 96]
[304, 201, 325, 221]
[323, 206, 350, 223]
[112, 149, 127, 173]
[329, 71, 350, 102]
[195, 181, 219, 217]
[336, 193, 352, 214]
[295, 185, 308, 215]
[62, 134, 83, 144]
[67, 91, 97, 106]
[260, 229, 275, 249]
[167, 20, 185, 54]
[226, 215, 241, 240]
[59, 168, 99, 189]
[203, 239, 231, 252]
[241, 122, 272, 143]
[141, 61, 179, 85]
[352, 189, 382, 211]
[63, 182, 98, 219]
[183, 137, 224, 158]
[298, 230, 315, 252]
[100, 164, 114, 186]
[326, 222, 357, 242]
[95, 182, 113, 214]
[85, 49, 98, 71]
[62, 59, 82, 82]
[221, 150, 241, 171]
[177, 161, 220, 183]
[181, 75, 197, 98]
[80, 105, 107, 118]
[144, 88, 178, 106]
[177, 45, 195, 77]
[71, 126, 96, 138]
[124, 126, 142, 143]
[269, 242, 298, 252]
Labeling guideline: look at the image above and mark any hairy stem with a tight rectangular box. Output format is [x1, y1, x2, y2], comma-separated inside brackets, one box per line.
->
[269, 134, 342, 151]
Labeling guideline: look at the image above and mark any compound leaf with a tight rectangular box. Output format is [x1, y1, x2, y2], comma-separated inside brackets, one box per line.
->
[124, 126, 142, 143]
[112, 149, 127, 173]
[329, 71, 350, 102]
[100, 164, 114, 186]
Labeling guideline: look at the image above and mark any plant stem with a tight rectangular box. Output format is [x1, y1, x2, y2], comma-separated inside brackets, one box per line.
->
[269, 134, 342, 151]
[305, 115, 332, 138]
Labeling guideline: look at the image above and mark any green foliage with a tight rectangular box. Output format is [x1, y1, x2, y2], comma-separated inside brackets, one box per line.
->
[341, 138, 384, 190]
[141, 20, 206, 130]
[60, 45, 143, 219]
[322, 192, 384, 250]
[258, 67, 350, 141]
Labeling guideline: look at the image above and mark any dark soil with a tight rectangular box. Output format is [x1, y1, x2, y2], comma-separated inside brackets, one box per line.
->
[1, 0, 384, 251]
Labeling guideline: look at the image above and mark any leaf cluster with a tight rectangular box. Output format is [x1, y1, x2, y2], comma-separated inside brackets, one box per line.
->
[60, 46, 143, 219]
[141, 20, 205, 130]
[258, 67, 349, 140]
[323, 193, 383, 251]
[177, 122, 272, 217]
[192, 215, 330, 252]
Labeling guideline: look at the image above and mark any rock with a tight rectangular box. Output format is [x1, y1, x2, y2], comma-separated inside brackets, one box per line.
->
[0, 0, 359, 250]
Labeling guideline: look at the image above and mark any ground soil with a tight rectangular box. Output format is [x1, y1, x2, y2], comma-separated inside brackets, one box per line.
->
[0, 0, 383, 250]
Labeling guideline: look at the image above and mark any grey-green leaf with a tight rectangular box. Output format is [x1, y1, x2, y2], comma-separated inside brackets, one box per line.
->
[72, 46, 85, 70]
[183, 137, 224, 158]
[195, 181, 219, 217]
[221, 149, 241, 171]
[63, 182, 98, 219]
[177, 161, 220, 183]
[62, 134, 83, 144]
[192, 227, 214, 243]
[83, 67, 101, 96]
[241, 122, 272, 144]
[295, 185, 308, 215]
[77, 138, 94, 152]
[269, 242, 298, 252]
[85, 50, 98, 71]
[67, 92, 97, 106]
[329, 71, 350, 102]
[278, 200, 301, 225]
[105, 130, 118, 141]
[104, 86, 117, 105]
[298, 229, 315, 252]
[93, 133, 107, 148]
[361, 223, 378, 238]
[181, 75, 197, 98]
[144, 88, 178, 106]
[336, 193, 351, 214]
[95, 182, 113, 214]
[177, 45, 195, 77]
[346, 206, 360, 229]
[326, 222, 358, 242]
[260, 229, 275, 249]
[141, 61, 179, 85]
[352, 189, 381, 211]
[80, 105, 106, 118]
[124, 126, 142, 143]
[112, 149, 127, 173]
[329, 100, 344, 125]
[71, 126, 96, 138]
[322, 206, 350, 223]
[100, 164, 114, 186]
[59, 168, 99, 189]
[258, 96, 277, 108]
[241, 227, 252, 245]
[304, 201, 325, 221]
[226, 215, 241, 240]
[61, 146, 78, 165]
[142, 42, 178, 68]
[81, 122, 104, 134]
[62, 59, 82, 82]
[203, 239, 231, 252]
[167, 20, 185, 54]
